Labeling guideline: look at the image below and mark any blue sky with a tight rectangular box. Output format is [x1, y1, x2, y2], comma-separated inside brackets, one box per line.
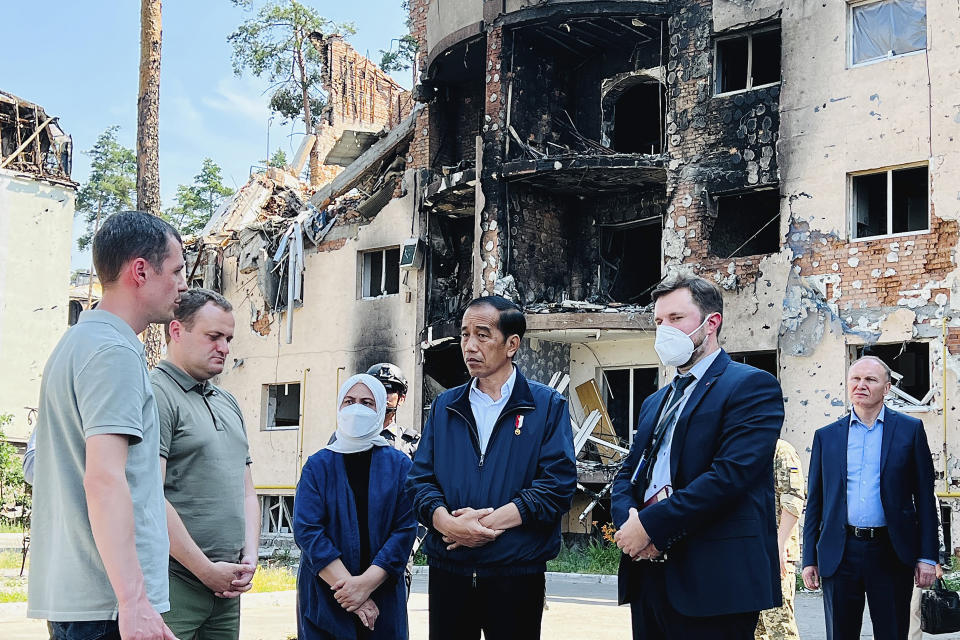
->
[0, 0, 410, 268]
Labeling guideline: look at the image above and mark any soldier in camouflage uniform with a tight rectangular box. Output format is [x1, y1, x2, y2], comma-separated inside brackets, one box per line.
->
[756, 439, 805, 640]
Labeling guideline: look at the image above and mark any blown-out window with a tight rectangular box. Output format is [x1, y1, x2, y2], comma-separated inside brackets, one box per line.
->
[715, 28, 781, 94]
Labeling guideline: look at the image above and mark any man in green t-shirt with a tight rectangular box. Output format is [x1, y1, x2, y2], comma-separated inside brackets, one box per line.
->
[151, 288, 259, 640]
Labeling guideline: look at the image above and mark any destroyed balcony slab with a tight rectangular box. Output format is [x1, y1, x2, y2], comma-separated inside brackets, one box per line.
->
[525, 310, 655, 342]
[502, 154, 666, 194]
[424, 169, 476, 217]
[323, 130, 381, 167]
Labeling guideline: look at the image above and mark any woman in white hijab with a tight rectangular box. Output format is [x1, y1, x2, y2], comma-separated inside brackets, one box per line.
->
[293, 374, 417, 640]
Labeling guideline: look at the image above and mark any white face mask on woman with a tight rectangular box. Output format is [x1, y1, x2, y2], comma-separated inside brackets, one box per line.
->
[337, 403, 381, 439]
[654, 314, 714, 367]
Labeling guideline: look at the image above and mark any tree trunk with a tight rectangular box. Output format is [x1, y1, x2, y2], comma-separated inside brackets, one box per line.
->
[137, 0, 165, 367]
[295, 33, 320, 186]
[137, 0, 162, 215]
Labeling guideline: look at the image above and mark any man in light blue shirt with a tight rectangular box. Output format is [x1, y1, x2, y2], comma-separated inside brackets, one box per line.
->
[803, 356, 939, 640]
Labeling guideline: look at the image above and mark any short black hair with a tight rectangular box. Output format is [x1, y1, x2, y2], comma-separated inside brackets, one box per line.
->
[174, 288, 233, 330]
[651, 274, 724, 335]
[464, 295, 526, 342]
[93, 211, 182, 285]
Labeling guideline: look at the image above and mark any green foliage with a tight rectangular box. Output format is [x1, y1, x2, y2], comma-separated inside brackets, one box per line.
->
[546, 538, 621, 575]
[0, 415, 29, 531]
[268, 148, 289, 168]
[162, 159, 234, 237]
[380, 34, 419, 74]
[0, 576, 27, 603]
[228, 0, 354, 130]
[75, 127, 136, 250]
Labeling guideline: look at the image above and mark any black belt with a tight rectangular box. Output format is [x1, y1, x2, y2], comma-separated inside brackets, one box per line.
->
[846, 525, 887, 540]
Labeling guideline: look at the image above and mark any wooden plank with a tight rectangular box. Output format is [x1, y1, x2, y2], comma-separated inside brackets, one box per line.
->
[575, 380, 620, 463]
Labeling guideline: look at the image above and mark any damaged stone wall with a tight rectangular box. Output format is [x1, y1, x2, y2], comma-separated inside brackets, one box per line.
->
[514, 337, 571, 385]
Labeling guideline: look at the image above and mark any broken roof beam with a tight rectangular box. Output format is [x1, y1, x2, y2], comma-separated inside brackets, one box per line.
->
[310, 103, 422, 209]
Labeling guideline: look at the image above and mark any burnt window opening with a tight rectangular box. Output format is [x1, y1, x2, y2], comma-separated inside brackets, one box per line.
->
[260, 495, 294, 535]
[427, 37, 486, 170]
[68, 300, 83, 326]
[360, 247, 401, 298]
[856, 342, 930, 403]
[599, 218, 662, 305]
[850, 0, 927, 66]
[427, 215, 474, 324]
[612, 83, 665, 154]
[262, 383, 301, 430]
[602, 367, 659, 444]
[851, 165, 928, 239]
[728, 350, 779, 379]
[715, 28, 781, 94]
[709, 189, 782, 258]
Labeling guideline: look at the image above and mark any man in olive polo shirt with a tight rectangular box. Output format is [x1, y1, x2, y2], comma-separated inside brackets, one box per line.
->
[151, 289, 259, 640]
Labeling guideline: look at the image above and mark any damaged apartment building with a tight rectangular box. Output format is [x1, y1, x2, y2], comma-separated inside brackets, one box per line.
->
[0, 91, 75, 449]
[194, 2, 960, 544]
[408, 0, 960, 538]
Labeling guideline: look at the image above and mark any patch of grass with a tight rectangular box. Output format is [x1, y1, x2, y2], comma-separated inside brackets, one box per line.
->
[0, 576, 27, 602]
[546, 539, 620, 575]
[250, 563, 296, 593]
[0, 522, 28, 534]
[0, 549, 27, 570]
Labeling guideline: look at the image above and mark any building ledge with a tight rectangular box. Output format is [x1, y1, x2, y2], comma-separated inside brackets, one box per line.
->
[502, 153, 666, 193]
[525, 309, 655, 342]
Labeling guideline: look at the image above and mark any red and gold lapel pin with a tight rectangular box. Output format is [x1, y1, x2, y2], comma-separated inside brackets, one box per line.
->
[515, 414, 524, 436]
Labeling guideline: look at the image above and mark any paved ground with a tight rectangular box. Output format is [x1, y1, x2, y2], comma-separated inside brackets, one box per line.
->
[3, 574, 960, 639]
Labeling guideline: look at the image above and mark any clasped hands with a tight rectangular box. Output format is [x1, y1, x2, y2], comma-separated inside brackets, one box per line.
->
[434, 506, 508, 551]
[613, 507, 662, 560]
[331, 574, 380, 630]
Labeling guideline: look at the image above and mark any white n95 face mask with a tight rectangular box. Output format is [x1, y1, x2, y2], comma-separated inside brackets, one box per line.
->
[654, 315, 713, 367]
[337, 404, 380, 439]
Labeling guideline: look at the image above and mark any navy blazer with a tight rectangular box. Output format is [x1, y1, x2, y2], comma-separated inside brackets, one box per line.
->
[611, 349, 784, 617]
[801, 408, 939, 578]
[294, 446, 416, 640]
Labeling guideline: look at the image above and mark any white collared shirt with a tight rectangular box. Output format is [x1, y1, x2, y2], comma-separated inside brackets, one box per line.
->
[644, 348, 723, 502]
[469, 366, 518, 455]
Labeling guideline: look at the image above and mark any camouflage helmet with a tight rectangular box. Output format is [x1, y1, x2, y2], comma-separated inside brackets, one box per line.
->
[366, 362, 408, 396]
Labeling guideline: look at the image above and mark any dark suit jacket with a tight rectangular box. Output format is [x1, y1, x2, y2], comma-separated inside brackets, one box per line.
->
[611, 349, 784, 617]
[801, 408, 939, 577]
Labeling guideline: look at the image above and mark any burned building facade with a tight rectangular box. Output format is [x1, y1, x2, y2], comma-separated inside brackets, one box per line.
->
[0, 91, 75, 446]
[408, 0, 960, 536]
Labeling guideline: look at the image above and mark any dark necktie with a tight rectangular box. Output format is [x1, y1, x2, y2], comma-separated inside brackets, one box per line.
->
[630, 374, 696, 487]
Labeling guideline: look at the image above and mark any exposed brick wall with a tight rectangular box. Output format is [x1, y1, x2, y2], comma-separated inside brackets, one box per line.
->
[408, 0, 430, 170]
[320, 35, 412, 131]
[789, 204, 959, 311]
[948, 327, 960, 356]
[479, 25, 507, 295]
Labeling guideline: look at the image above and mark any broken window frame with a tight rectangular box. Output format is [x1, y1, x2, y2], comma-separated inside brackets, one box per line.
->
[849, 162, 929, 241]
[359, 246, 401, 299]
[709, 187, 783, 258]
[713, 26, 782, 97]
[262, 382, 302, 431]
[848, 0, 927, 68]
[599, 366, 660, 446]
[260, 494, 295, 535]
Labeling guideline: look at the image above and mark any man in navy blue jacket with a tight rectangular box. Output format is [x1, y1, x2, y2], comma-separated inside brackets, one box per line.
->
[802, 356, 939, 640]
[407, 295, 577, 640]
[612, 275, 784, 639]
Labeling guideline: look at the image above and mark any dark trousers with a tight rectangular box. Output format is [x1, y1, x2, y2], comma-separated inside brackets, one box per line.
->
[49, 621, 120, 640]
[628, 562, 759, 640]
[821, 534, 914, 640]
[428, 566, 545, 640]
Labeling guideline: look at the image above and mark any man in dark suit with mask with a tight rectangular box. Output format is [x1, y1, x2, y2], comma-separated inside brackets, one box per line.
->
[612, 274, 785, 639]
